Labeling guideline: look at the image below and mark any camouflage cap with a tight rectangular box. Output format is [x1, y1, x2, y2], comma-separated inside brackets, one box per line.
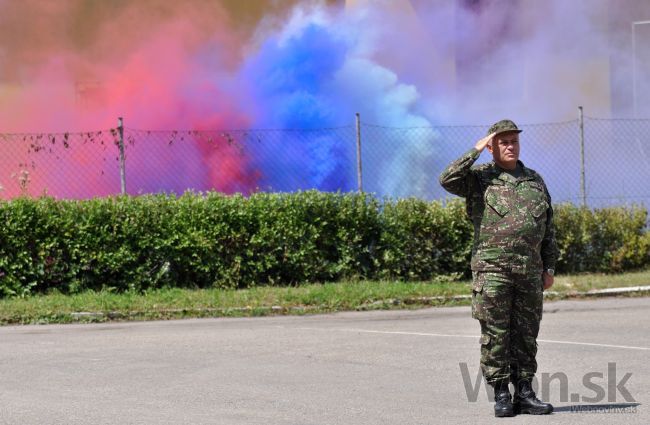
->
[487, 119, 522, 136]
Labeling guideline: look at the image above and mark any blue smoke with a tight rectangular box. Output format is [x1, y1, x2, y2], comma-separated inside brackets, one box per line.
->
[238, 7, 439, 197]
[241, 23, 355, 192]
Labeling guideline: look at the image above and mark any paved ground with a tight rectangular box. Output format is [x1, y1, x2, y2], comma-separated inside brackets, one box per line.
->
[0, 297, 648, 424]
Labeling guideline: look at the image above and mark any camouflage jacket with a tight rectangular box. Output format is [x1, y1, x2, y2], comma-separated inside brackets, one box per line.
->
[439, 148, 559, 275]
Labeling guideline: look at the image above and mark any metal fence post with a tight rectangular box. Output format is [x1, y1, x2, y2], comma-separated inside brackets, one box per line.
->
[578, 106, 586, 207]
[631, 21, 650, 118]
[118, 117, 127, 195]
[355, 113, 363, 193]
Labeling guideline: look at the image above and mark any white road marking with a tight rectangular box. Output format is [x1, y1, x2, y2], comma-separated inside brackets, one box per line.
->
[289, 327, 650, 351]
[535, 339, 650, 351]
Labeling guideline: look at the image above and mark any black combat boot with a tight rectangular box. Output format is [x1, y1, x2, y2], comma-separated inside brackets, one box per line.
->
[513, 379, 553, 415]
[492, 381, 514, 417]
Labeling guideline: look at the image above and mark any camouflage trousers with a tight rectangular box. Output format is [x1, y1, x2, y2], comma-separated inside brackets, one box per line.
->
[471, 271, 543, 385]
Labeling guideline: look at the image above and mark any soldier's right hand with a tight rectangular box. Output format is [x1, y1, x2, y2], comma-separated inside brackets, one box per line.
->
[474, 132, 496, 152]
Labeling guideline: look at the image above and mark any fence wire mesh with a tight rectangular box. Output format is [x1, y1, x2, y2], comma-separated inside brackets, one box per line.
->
[122, 126, 358, 195]
[0, 118, 648, 208]
[0, 129, 120, 198]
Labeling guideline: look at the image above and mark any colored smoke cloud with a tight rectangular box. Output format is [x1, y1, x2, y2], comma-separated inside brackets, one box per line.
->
[241, 4, 437, 196]
[1, 0, 649, 200]
[0, 0, 254, 197]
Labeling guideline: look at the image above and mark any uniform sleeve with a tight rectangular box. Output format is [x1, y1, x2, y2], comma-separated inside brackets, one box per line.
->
[541, 184, 559, 270]
[439, 148, 481, 198]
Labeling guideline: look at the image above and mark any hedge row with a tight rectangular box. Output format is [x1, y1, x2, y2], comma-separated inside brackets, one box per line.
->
[0, 192, 647, 297]
[554, 203, 650, 273]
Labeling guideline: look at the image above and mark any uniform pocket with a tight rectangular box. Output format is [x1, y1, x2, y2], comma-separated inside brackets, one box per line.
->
[531, 200, 548, 219]
[520, 180, 548, 219]
[472, 271, 484, 292]
[471, 272, 486, 321]
[485, 189, 510, 217]
[479, 334, 491, 345]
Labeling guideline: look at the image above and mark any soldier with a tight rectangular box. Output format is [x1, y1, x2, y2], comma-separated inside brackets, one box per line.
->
[439, 119, 558, 417]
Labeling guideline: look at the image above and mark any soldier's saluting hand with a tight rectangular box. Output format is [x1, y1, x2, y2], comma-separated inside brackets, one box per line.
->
[474, 132, 496, 152]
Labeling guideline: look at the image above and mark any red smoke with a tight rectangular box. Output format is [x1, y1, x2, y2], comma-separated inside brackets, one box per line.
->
[0, 0, 256, 198]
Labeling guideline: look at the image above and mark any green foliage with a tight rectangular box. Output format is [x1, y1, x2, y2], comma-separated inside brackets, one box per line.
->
[554, 204, 650, 273]
[0, 192, 647, 298]
[377, 198, 471, 280]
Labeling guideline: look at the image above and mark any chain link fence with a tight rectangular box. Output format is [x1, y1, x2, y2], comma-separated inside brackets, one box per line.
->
[1, 117, 648, 208]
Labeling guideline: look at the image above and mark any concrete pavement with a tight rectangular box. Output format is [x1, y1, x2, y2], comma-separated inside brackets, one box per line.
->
[0, 297, 648, 424]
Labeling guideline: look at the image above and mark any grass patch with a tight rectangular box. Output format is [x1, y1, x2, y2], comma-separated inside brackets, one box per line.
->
[1, 269, 649, 325]
[552, 269, 650, 292]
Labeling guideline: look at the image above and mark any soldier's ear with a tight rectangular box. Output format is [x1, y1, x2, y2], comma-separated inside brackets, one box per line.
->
[486, 140, 493, 153]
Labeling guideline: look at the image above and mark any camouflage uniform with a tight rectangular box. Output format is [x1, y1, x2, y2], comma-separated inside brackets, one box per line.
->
[439, 139, 558, 386]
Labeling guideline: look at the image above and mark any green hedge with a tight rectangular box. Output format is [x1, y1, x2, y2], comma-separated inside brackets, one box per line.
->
[0, 192, 647, 297]
[554, 203, 650, 273]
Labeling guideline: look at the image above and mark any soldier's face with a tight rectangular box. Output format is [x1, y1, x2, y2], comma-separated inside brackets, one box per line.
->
[488, 131, 520, 169]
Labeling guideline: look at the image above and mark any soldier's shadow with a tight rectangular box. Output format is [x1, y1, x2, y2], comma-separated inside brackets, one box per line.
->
[552, 402, 640, 413]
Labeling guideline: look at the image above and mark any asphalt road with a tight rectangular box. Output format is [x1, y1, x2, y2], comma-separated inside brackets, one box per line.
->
[1, 297, 648, 424]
